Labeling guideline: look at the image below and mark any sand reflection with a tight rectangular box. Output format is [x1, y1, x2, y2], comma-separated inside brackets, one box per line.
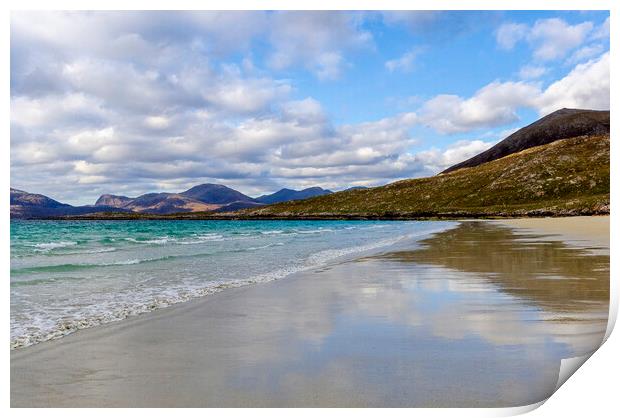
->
[376, 221, 609, 314]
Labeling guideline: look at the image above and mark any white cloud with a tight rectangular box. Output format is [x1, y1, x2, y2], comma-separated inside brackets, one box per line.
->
[11, 11, 371, 87]
[496, 18, 595, 61]
[518, 65, 547, 80]
[529, 18, 593, 61]
[10, 93, 109, 129]
[385, 49, 421, 73]
[591, 16, 610, 40]
[60, 58, 198, 113]
[537, 52, 609, 115]
[144, 116, 170, 130]
[314, 52, 346, 81]
[415, 140, 497, 173]
[380, 11, 442, 29]
[73, 160, 108, 175]
[496, 23, 528, 49]
[441, 140, 493, 166]
[415, 51, 609, 133]
[66, 127, 118, 157]
[204, 74, 292, 114]
[418, 82, 540, 134]
[565, 44, 605, 65]
[281, 98, 327, 124]
[266, 11, 372, 80]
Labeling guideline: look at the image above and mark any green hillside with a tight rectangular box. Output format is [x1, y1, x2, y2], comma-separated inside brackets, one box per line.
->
[240, 135, 609, 219]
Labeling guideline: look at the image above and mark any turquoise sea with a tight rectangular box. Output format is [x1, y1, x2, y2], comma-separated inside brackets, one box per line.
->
[10, 220, 454, 349]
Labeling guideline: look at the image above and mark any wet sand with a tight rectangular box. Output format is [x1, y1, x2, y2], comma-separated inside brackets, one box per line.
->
[496, 216, 609, 248]
[11, 217, 609, 407]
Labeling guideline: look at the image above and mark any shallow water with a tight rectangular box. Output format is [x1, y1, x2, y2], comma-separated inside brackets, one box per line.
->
[10, 219, 454, 349]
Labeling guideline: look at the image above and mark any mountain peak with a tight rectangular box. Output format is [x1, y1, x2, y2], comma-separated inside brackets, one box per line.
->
[442, 108, 609, 174]
[180, 183, 255, 204]
[255, 187, 333, 204]
[95, 194, 133, 207]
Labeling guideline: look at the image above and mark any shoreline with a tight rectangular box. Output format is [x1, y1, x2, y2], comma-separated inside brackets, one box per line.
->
[14, 212, 612, 221]
[11, 221, 455, 351]
[11, 216, 609, 407]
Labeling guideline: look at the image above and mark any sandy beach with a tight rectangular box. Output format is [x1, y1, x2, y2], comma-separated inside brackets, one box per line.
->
[11, 217, 609, 407]
[496, 216, 610, 248]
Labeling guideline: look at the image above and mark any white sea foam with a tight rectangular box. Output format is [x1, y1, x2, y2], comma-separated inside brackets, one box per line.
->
[177, 234, 224, 244]
[32, 241, 78, 251]
[110, 259, 143, 265]
[246, 242, 285, 251]
[124, 237, 174, 244]
[65, 247, 117, 255]
[260, 230, 284, 235]
[145, 238, 174, 244]
[306, 235, 406, 265]
[296, 228, 334, 234]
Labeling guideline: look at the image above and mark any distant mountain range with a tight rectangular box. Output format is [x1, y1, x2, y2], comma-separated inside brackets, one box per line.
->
[91, 184, 333, 215]
[10, 183, 334, 219]
[93, 184, 257, 215]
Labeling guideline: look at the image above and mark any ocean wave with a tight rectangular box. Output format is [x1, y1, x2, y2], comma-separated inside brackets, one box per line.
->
[15, 245, 117, 258]
[12, 246, 269, 275]
[11, 275, 91, 287]
[305, 235, 407, 266]
[260, 230, 284, 235]
[177, 234, 224, 245]
[296, 228, 334, 234]
[63, 247, 117, 255]
[31, 241, 78, 251]
[124, 237, 174, 245]
[10, 256, 177, 274]
[196, 233, 223, 238]
[246, 242, 285, 251]
[123, 234, 228, 246]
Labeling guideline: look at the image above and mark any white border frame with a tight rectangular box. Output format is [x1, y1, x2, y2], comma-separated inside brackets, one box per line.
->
[2, 1, 616, 416]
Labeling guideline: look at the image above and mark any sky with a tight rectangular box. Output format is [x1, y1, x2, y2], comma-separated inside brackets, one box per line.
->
[10, 10, 610, 205]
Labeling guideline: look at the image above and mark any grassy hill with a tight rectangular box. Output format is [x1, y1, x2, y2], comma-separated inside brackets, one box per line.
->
[238, 134, 609, 219]
[442, 108, 609, 173]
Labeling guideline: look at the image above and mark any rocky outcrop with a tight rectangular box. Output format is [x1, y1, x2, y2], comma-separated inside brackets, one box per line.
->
[94, 194, 133, 207]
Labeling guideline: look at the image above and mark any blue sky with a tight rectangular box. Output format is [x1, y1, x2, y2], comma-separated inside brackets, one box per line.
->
[10, 11, 610, 204]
